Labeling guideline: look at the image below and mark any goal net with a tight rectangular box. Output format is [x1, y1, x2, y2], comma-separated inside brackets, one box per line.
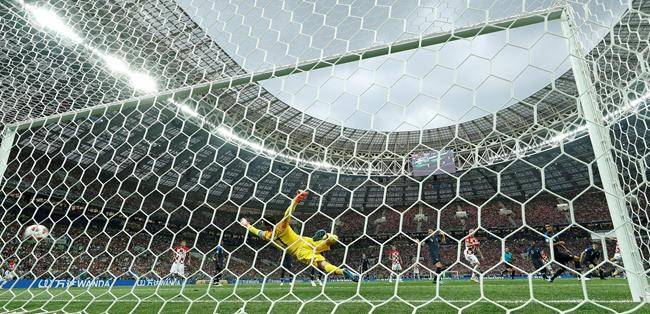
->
[0, 0, 648, 312]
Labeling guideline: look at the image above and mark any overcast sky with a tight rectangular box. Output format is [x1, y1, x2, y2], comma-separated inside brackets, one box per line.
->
[178, 0, 626, 132]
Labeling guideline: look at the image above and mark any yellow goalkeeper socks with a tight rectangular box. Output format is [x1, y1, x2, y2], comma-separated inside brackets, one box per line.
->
[322, 263, 344, 275]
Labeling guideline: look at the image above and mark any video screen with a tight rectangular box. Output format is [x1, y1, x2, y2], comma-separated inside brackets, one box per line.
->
[410, 150, 457, 176]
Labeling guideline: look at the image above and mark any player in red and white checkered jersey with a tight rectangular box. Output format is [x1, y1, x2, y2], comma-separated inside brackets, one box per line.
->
[387, 246, 402, 282]
[464, 229, 482, 283]
[170, 241, 191, 278]
[2, 259, 17, 282]
[464, 229, 482, 257]
[464, 229, 480, 247]
[540, 250, 553, 275]
[610, 238, 625, 277]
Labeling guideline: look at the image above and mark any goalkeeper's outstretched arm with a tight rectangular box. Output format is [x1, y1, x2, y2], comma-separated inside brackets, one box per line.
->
[239, 190, 308, 238]
[240, 218, 269, 240]
[283, 190, 309, 219]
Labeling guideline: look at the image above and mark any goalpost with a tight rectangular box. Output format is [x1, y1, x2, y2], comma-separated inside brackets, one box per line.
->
[0, 0, 649, 312]
[560, 8, 649, 301]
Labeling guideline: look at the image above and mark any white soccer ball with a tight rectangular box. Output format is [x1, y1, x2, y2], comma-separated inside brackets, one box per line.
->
[23, 224, 50, 241]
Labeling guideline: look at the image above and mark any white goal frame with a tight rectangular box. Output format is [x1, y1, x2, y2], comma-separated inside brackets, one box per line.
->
[560, 8, 649, 301]
[0, 3, 648, 303]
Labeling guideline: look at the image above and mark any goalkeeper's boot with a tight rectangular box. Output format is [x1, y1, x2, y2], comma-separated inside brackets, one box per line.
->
[343, 268, 360, 282]
[312, 229, 327, 241]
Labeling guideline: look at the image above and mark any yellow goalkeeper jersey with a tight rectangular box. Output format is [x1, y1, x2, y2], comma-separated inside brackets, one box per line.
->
[246, 200, 304, 253]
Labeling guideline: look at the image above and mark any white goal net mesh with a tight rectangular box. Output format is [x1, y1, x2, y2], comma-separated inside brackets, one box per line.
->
[0, 0, 648, 312]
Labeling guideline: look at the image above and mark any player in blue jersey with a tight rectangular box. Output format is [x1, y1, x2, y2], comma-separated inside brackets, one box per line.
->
[527, 242, 547, 279]
[213, 244, 226, 285]
[423, 229, 445, 284]
[501, 247, 515, 279]
[544, 224, 581, 282]
[580, 242, 605, 280]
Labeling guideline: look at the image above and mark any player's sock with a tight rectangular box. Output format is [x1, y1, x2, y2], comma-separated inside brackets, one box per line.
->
[322, 263, 344, 275]
[550, 268, 565, 282]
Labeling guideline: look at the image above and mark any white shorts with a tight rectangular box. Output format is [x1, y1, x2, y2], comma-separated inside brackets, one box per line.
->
[464, 253, 479, 266]
[391, 263, 402, 271]
[413, 268, 420, 274]
[3, 270, 16, 281]
[613, 253, 622, 263]
[170, 262, 185, 276]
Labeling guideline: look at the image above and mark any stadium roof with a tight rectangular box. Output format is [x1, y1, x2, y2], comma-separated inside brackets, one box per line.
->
[0, 0, 650, 231]
[182, 0, 586, 132]
[2, 1, 647, 169]
[0, 0, 648, 212]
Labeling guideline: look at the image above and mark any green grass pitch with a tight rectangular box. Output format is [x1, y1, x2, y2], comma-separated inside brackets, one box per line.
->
[0, 278, 645, 313]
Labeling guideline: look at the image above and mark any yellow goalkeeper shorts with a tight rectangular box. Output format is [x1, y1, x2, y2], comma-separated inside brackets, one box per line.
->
[294, 245, 326, 265]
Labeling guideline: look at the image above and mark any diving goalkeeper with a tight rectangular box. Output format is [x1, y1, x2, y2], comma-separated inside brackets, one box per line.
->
[240, 190, 359, 282]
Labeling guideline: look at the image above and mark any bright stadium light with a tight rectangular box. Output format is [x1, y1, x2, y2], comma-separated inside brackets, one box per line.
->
[216, 125, 233, 138]
[604, 91, 650, 122]
[213, 125, 338, 169]
[489, 91, 650, 164]
[170, 101, 344, 171]
[22, 3, 158, 95]
[24, 4, 83, 44]
[97, 52, 130, 74]
[129, 72, 158, 94]
[95, 50, 158, 93]
[175, 102, 199, 118]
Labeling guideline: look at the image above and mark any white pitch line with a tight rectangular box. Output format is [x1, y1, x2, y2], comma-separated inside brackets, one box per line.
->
[0, 299, 640, 304]
[224, 283, 632, 289]
[0, 282, 628, 293]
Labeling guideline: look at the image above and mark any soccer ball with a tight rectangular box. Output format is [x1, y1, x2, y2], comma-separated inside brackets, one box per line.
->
[23, 224, 50, 241]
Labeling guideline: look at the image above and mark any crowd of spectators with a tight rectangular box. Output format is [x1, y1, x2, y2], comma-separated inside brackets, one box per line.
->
[0, 189, 635, 282]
